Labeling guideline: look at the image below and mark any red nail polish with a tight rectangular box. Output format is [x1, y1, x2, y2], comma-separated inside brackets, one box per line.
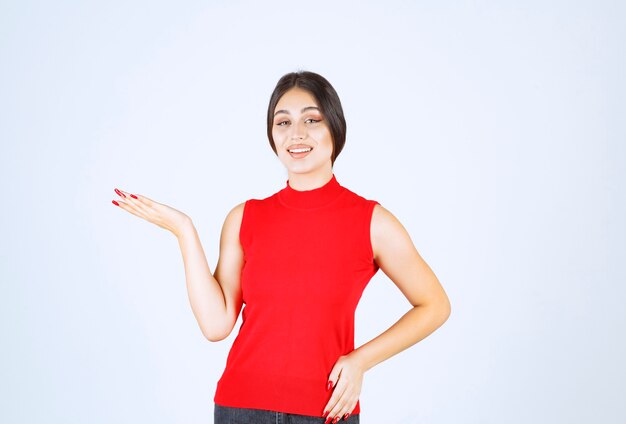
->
[322, 410, 329, 418]
[130, 194, 138, 199]
[327, 380, 333, 391]
[332, 417, 339, 424]
[112, 200, 119, 206]
[343, 412, 350, 420]
[114, 188, 126, 198]
[324, 417, 332, 424]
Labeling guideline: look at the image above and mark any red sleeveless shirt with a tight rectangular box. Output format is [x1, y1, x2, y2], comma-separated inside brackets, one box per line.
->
[214, 174, 380, 416]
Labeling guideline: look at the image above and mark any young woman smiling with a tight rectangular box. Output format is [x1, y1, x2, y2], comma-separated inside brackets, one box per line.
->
[111, 71, 451, 424]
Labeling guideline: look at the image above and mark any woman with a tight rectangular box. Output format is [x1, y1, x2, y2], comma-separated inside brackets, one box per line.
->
[111, 71, 451, 424]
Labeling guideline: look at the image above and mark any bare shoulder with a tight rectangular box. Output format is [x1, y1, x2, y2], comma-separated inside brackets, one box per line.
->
[216, 202, 246, 249]
[228, 201, 246, 217]
[371, 203, 410, 236]
[371, 203, 395, 224]
[223, 201, 246, 229]
[370, 203, 415, 262]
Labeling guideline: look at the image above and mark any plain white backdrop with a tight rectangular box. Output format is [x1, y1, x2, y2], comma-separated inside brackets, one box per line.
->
[1, 1, 623, 423]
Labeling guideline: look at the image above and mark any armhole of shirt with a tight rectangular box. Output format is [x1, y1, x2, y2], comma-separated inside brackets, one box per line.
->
[366, 200, 380, 267]
[239, 199, 253, 249]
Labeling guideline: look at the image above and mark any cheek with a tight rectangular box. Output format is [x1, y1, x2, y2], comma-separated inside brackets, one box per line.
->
[320, 130, 334, 149]
[272, 129, 284, 145]
[309, 126, 332, 146]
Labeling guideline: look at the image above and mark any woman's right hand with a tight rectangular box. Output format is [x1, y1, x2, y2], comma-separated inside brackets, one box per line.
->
[111, 187, 191, 237]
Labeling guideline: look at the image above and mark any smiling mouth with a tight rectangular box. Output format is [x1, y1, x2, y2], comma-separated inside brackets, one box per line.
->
[287, 145, 313, 159]
[288, 147, 313, 153]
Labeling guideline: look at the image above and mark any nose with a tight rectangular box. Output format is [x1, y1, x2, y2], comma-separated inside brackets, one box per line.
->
[290, 120, 306, 140]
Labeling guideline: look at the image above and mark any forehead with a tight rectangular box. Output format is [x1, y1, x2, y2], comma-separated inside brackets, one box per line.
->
[275, 87, 319, 112]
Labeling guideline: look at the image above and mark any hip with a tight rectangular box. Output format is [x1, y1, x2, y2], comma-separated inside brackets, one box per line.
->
[214, 403, 360, 424]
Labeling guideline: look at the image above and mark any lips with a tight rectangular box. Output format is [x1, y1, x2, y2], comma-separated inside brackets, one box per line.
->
[287, 144, 313, 153]
[287, 143, 313, 159]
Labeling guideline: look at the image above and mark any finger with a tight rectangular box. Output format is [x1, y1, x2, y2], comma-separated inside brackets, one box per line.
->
[123, 190, 154, 207]
[330, 372, 362, 423]
[344, 400, 358, 419]
[111, 198, 150, 221]
[324, 378, 348, 422]
[322, 366, 341, 417]
[327, 366, 341, 393]
[338, 394, 359, 422]
[115, 188, 151, 215]
[114, 188, 149, 206]
[113, 188, 128, 199]
[116, 196, 149, 219]
[331, 393, 358, 424]
[333, 388, 352, 422]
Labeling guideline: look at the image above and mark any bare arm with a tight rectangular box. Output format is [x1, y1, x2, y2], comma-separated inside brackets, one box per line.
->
[352, 204, 451, 371]
[177, 203, 245, 342]
[323, 203, 451, 420]
[111, 187, 245, 342]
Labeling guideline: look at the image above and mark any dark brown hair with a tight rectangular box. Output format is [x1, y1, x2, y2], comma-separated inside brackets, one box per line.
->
[266, 71, 346, 165]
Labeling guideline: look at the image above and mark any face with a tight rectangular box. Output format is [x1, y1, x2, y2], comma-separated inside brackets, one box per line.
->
[272, 87, 334, 176]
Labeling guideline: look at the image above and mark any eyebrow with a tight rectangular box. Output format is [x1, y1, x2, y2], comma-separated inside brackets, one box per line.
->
[273, 106, 320, 116]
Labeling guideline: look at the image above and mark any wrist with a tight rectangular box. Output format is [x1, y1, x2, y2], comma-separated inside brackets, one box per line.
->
[349, 348, 371, 374]
[174, 216, 194, 239]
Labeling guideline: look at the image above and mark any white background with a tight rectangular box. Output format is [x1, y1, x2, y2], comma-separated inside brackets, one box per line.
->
[1, 1, 624, 423]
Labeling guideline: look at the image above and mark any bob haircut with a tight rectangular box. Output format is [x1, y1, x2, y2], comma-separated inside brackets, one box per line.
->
[266, 71, 347, 166]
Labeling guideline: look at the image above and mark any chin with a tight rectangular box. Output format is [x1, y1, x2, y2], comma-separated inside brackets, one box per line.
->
[286, 164, 316, 174]
[278, 154, 332, 175]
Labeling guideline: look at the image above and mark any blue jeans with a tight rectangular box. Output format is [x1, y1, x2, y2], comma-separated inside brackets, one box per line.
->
[214, 403, 360, 424]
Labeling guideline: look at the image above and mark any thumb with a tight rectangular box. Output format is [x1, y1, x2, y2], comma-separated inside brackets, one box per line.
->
[326, 360, 344, 391]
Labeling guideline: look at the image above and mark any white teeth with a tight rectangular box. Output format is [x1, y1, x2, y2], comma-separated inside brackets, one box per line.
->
[289, 147, 312, 153]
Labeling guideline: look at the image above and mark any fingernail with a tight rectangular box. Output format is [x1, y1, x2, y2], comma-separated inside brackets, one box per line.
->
[332, 417, 339, 424]
[343, 413, 350, 420]
[130, 194, 138, 199]
[326, 380, 333, 391]
[112, 200, 119, 206]
[322, 410, 329, 418]
[114, 188, 126, 198]
[324, 418, 332, 424]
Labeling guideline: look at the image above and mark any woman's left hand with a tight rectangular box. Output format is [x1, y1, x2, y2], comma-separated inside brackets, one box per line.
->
[322, 353, 364, 423]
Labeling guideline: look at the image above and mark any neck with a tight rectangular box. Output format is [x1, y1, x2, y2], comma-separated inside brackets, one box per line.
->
[287, 166, 334, 191]
[278, 169, 344, 210]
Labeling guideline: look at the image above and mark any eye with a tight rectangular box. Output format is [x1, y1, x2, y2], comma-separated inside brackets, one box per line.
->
[305, 118, 321, 124]
[275, 120, 290, 126]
